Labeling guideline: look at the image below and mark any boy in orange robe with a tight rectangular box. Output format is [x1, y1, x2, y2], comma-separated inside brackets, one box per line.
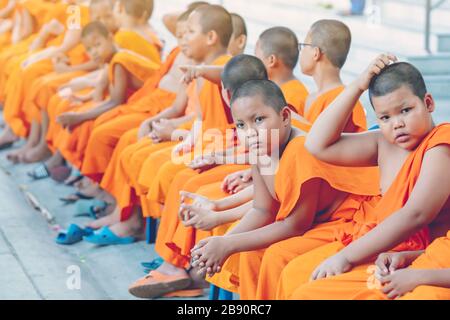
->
[277, 57, 450, 300]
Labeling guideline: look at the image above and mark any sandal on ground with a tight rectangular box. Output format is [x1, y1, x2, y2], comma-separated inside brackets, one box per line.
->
[74, 199, 109, 219]
[83, 226, 136, 246]
[128, 271, 191, 299]
[55, 224, 94, 245]
[59, 192, 94, 204]
[27, 163, 51, 180]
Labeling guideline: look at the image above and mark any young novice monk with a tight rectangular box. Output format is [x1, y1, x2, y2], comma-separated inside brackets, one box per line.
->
[0, 0, 90, 155]
[127, 54, 269, 299]
[279, 57, 450, 300]
[54, 0, 162, 169]
[180, 19, 372, 300]
[189, 78, 379, 300]
[80, 4, 233, 242]
[19, 0, 120, 164]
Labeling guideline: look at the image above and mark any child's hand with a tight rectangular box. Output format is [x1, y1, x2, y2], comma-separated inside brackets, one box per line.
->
[152, 119, 176, 142]
[180, 191, 217, 211]
[191, 236, 230, 277]
[172, 140, 193, 156]
[180, 203, 220, 231]
[221, 169, 252, 194]
[356, 53, 397, 91]
[53, 60, 71, 73]
[310, 252, 353, 281]
[378, 269, 423, 299]
[180, 65, 202, 85]
[56, 112, 85, 130]
[137, 119, 153, 140]
[375, 252, 416, 278]
[189, 153, 217, 171]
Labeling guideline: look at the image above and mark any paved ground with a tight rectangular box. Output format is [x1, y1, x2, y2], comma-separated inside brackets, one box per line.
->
[0, 0, 449, 300]
[0, 141, 209, 300]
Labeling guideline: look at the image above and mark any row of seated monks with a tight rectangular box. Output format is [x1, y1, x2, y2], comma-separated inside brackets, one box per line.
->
[0, 0, 448, 300]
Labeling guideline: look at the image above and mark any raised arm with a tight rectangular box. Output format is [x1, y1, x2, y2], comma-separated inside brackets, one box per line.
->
[305, 54, 397, 167]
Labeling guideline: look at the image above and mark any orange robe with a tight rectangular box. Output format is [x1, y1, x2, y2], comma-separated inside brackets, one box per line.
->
[278, 123, 450, 300]
[2, 3, 89, 137]
[167, 86, 367, 297]
[205, 136, 381, 298]
[139, 55, 235, 220]
[55, 34, 162, 168]
[0, 0, 67, 103]
[99, 81, 198, 216]
[79, 47, 180, 182]
[152, 78, 311, 268]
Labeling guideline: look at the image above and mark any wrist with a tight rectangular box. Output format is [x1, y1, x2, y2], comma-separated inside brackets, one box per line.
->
[225, 235, 238, 255]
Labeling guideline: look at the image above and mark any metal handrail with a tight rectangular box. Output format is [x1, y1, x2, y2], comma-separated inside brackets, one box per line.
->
[425, 0, 447, 53]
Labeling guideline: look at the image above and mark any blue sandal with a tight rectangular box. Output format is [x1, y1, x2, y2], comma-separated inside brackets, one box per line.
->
[141, 257, 164, 274]
[55, 224, 94, 245]
[83, 226, 136, 246]
[74, 199, 108, 219]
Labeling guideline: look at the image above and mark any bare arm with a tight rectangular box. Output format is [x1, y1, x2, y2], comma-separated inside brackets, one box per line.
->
[304, 82, 379, 167]
[215, 185, 254, 211]
[0, 0, 15, 19]
[180, 65, 224, 86]
[225, 166, 279, 236]
[419, 269, 450, 288]
[305, 54, 398, 167]
[225, 178, 321, 253]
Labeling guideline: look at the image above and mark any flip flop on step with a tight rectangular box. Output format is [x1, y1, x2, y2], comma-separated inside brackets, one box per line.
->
[74, 199, 108, 219]
[0, 141, 14, 151]
[27, 163, 50, 180]
[59, 192, 94, 205]
[83, 226, 136, 246]
[55, 224, 94, 245]
[128, 271, 192, 299]
[141, 257, 164, 273]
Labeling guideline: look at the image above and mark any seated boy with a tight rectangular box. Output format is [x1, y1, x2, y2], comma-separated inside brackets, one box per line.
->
[279, 57, 450, 299]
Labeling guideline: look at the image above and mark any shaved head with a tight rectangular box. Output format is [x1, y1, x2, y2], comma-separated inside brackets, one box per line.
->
[82, 21, 110, 38]
[231, 79, 287, 113]
[258, 27, 299, 70]
[231, 13, 247, 37]
[309, 19, 351, 68]
[192, 4, 233, 48]
[120, 0, 153, 19]
[222, 54, 268, 94]
[369, 62, 427, 107]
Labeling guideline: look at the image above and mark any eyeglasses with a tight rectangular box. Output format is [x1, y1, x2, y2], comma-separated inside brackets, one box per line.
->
[298, 43, 320, 51]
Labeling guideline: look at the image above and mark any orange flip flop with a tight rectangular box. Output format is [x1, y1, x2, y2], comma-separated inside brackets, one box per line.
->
[129, 271, 191, 299]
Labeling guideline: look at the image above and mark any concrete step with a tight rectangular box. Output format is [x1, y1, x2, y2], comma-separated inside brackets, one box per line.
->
[407, 54, 450, 75]
[378, 0, 450, 34]
[424, 75, 450, 99]
[438, 34, 450, 52]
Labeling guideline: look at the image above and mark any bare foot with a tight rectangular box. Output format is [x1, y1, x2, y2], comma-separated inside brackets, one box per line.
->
[107, 216, 144, 239]
[0, 127, 19, 149]
[77, 180, 102, 198]
[155, 262, 189, 277]
[44, 152, 65, 170]
[22, 144, 52, 163]
[187, 267, 210, 289]
[85, 211, 120, 230]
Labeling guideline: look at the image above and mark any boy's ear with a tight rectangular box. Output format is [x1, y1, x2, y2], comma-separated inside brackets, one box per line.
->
[238, 35, 247, 50]
[424, 93, 435, 113]
[312, 46, 322, 62]
[206, 30, 219, 47]
[267, 54, 277, 68]
[281, 106, 291, 125]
